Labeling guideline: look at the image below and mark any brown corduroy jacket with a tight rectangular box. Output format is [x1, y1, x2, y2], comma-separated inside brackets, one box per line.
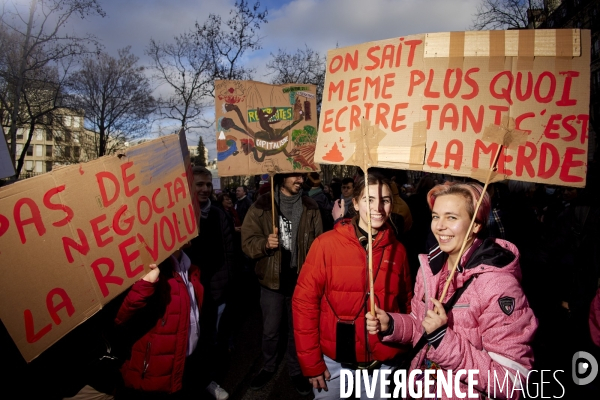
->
[241, 191, 323, 290]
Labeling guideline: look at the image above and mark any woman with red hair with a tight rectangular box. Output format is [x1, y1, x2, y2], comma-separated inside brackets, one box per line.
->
[366, 182, 537, 399]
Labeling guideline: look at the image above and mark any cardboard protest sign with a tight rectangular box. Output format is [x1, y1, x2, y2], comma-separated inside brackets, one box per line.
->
[315, 29, 590, 187]
[215, 80, 319, 176]
[0, 133, 198, 362]
[0, 133, 16, 179]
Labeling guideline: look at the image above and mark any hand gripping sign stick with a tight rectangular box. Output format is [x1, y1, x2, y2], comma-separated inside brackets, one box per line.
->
[437, 145, 503, 303]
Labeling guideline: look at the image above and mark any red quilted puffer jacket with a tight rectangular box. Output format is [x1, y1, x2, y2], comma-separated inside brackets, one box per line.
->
[115, 258, 203, 393]
[293, 218, 413, 377]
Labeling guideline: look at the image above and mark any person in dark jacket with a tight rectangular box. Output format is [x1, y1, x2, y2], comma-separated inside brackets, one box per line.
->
[235, 185, 253, 224]
[305, 172, 334, 231]
[184, 166, 233, 399]
[242, 172, 323, 395]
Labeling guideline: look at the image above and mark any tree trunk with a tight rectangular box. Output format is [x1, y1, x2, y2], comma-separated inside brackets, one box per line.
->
[8, 0, 37, 178]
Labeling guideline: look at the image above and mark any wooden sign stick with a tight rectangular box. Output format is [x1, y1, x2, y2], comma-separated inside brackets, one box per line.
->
[361, 121, 375, 316]
[270, 174, 276, 233]
[438, 145, 503, 302]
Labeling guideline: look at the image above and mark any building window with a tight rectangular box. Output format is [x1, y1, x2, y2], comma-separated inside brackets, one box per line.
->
[35, 160, 42, 173]
[74, 146, 81, 159]
[35, 129, 43, 141]
[46, 129, 53, 141]
[26, 145, 33, 156]
[73, 132, 79, 143]
[25, 160, 33, 171]
[46, 161, 53, 172]
[73, 116, 81, 128]
[64, 131, 72, 142]
[35, 144, 43, 157]
[16, 143, 23, 155]
[17, 129, 23, 141]
[46, 145, 53, 157]
[63, 115, 72, 126]
[64, 146, 71, 158]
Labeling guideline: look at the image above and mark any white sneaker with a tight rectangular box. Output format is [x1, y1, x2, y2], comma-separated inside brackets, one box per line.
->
[206, 381, 229, 400]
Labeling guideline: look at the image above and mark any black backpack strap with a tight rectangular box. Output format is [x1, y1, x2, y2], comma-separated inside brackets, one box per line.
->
[402, 275, 477, 363]
[442, 275, 476, 313]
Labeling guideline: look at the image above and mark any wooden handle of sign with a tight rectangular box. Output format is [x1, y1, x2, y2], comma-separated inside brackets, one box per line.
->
[360, 119, 375, 316]
[271, 174, 276, 233]
[438, 145, 503, 302]
[365, 174, 375, 316]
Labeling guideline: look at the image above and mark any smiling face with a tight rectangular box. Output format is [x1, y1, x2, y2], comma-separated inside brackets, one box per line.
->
[280, 173, 304, 196]
[353, 183, 392, 234]
[193, 173, 213, 205]
[431, 194, 481, 266]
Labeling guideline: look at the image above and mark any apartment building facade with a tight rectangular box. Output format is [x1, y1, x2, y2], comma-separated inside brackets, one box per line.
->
[6, 109, 119, 179]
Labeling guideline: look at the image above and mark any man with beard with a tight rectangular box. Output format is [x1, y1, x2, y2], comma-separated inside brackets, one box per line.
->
[242, 173, 323, 395]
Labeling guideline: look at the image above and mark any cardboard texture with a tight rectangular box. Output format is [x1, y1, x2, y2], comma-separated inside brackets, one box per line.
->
[0, 133, 198, 362]
[0, 133, 16, 179]
[215, 80, 319, 176]
[315, 29, 590, 187]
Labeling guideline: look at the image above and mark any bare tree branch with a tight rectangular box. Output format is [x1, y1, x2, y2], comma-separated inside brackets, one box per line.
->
[470, 0, 548, 30]
[0, 0, 104, 178]
[266, 45, 326, 111]
[67, 47, 155, 157]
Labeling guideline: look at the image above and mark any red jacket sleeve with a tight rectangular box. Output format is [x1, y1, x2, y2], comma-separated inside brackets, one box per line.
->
[292, 238, 327, 377]
[115, 279, 156, 326]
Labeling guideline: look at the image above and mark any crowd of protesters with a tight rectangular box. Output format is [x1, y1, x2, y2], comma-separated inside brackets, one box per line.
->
[2, 164, 600, 399]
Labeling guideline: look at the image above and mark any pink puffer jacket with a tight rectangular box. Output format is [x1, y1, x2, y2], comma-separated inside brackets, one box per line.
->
[382, 238, 537, 399]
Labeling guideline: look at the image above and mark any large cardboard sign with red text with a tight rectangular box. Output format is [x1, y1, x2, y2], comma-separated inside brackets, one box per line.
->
[315, 29, 590, 187]
[0, 134, 198, 362]
[215, 80, 319, 176]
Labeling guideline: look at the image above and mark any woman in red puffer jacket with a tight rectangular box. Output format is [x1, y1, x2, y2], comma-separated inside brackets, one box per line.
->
[292, 171, 413, 399]
[115, 247, 203, 397]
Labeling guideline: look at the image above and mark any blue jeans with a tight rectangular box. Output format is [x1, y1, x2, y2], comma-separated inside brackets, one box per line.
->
[259, 286, 301, 376]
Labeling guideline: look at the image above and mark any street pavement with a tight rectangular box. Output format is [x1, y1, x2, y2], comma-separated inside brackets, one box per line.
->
[201, 285, 316, 400]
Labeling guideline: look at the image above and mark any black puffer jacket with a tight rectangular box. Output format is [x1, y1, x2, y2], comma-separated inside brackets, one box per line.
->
[185, 205, 234, 304]
[309, 190, 334, 231]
